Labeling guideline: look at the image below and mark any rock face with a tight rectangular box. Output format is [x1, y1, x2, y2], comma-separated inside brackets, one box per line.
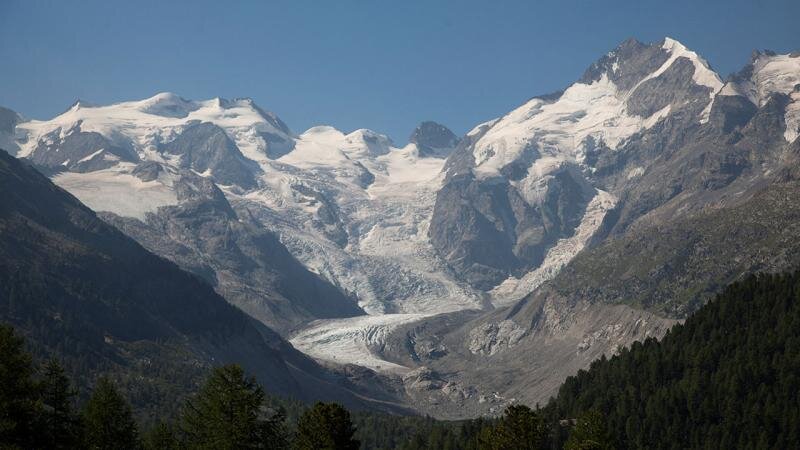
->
[409, 121, 460, 158]
[430, 163, 596, 289]
[0, 107, 21, 154]
[159, 122, 260, 189]
[28, 127, 139, 173]
[103, 169, 364, 334]
[430, 37, 728, 291]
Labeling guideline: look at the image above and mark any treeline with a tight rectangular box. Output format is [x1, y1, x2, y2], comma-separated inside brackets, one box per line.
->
[6, 270, 800, 448]
[547, 271, 800, 449]
[0, 323, 608, 449]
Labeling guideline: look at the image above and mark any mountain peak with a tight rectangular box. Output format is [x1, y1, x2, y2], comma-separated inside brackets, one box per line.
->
[137, 92, 198, 118]
[578, 38, 670, 90]
[409, 121, 459, 158]
[661, 36, 686, 51]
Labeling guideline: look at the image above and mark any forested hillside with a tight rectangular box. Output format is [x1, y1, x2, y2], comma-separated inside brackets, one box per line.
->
[549, 271, 800, 449]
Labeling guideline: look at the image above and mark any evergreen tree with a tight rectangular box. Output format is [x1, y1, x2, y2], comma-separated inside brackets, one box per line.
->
[0, 324, 40, 449]
[82, 377, 139, 450]
[39, 358, 81, 449]
[294, 402, 359, 450]
[143, 421, 179, 450]
[180, 364, 287, 449]
[479, 404, 547, 450]
[564, 410, 613, 450]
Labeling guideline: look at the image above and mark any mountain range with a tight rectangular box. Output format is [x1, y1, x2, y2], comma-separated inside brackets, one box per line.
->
[1, 37, 799, 418]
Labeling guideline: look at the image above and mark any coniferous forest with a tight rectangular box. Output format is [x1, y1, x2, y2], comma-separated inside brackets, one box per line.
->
[3, 270, 800, 448]
[547, 271, 800, 449]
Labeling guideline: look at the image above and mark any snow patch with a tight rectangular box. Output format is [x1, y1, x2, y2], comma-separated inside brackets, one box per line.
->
[52, 165, 178, 220]
[472, 75, 659, 177]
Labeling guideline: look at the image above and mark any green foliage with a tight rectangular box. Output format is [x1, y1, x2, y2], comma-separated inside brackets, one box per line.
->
[352, 413, 488, 450]
[478, 405, 548, 450]
[180, 364, 288, 449]
[82, 377, 140, 450]
[0, 324, 40, 449]
[294, 402, 359, 450]
[142, 421, 179, 450]
[563, 410, 613, 450]
[39, 359, 81, 449]
[549, 272, 800, 449]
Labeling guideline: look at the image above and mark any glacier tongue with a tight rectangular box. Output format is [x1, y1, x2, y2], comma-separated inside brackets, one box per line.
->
[289, 314, 426, 373]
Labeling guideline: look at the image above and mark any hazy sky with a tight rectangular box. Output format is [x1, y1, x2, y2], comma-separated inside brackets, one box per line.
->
[1, 0, 798, 142]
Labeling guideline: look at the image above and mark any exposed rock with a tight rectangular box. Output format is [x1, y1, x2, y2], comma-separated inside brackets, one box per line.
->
[28, 125, 138, 173]
[467, 320, 525, 356]
[409, 121, 460, 158]
[159, 121, 260, 189]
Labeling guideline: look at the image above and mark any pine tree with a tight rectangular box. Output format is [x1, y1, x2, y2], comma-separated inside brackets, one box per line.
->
[0, 324, 40, 449]
[479, 404, 547, 450]
[39, 358, 80, 449]
[294, 402, 359, 450]
[564, 410, 613, 450]
[82, 377, 139, 450]
[143, 421, 179, 450]
[180, 364, 287, 449]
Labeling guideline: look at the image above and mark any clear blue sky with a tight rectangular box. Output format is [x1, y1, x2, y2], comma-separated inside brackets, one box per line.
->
[1, 0, 798, 142]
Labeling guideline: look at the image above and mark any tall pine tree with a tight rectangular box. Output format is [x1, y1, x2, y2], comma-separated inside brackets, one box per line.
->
[82, 377, 139, 450]
[180, 364, 287, 449]
[479, 404, 547, 450]
[39, 359, 80, 449]
[564, 410, 613, 450]
[294, 402, 359, 450]
[0, 324, 40, 449]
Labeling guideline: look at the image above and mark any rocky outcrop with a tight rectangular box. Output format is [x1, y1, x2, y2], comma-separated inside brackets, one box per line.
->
[409, 121, 460, 158]
[159, 122, 260, 189]
[103, 170, 364, 333]
[430, 162, 595, 289]
[28, 125, 138, 173]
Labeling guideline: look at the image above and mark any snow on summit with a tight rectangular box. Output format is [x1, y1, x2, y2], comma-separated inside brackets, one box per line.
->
[17, 93, 293, 161]
[471, 38, 724, 179]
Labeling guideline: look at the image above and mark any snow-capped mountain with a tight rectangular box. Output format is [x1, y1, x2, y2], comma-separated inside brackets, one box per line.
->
[3, 37, 800, 417]
[402, 38, 800, 418]
[430, 38, 799, 298]
[7, 92, 483, 335]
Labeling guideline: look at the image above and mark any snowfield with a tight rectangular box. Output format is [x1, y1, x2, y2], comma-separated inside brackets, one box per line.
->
[52, 164, 179, 220]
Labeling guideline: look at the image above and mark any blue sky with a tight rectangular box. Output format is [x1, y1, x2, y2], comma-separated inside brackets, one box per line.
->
[1, 0, 798, 142]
